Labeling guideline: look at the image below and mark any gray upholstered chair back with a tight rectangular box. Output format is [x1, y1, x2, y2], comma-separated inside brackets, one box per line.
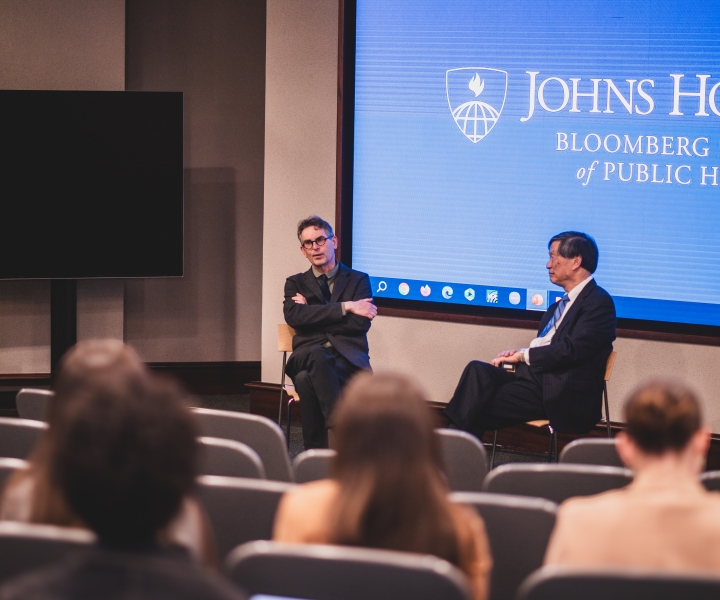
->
[293, 430, 490, 491]
[198, 437, 265, 479]
[15, 388, 54, 422]
[451, 492, 557, 600]
[518, 566, 720, 600]
[482, 463, 632, 504]
[191, 408, 293, 481]
[559, 438, 623, 468]
[196, 475, 293, 560]
[293, 449, 334, 484]
[0, 457, 28, 492]
[0, 417, 47, 459]
[0, 522, 94, 584]
[700, 470, 720, 492]
[225, 540, 472, 600]
[437, 428, 488, 491]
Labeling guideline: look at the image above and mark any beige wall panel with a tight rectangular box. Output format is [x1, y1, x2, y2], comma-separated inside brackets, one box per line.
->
[124, 0, 266, 362]
[261, 0, 339, 380]
[0, 0, 124, 91]
[0, 281, 51, 372]
[77, 280, 124, 342]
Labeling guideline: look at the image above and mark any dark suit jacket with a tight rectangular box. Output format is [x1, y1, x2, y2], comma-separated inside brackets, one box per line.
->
[529, 278, 616, 433]
[283, 263, 372, 372]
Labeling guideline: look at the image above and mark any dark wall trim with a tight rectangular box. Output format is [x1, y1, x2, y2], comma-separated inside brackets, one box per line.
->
[146, 361, 261, 395]
[335, 0, 356, 264]
[0, 362, 261, 396]
[246, 381, 302, 423]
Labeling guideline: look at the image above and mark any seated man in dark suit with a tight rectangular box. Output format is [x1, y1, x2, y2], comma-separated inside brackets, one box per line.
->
[284, 216, 377, 449]
[444, 231, 616, 437]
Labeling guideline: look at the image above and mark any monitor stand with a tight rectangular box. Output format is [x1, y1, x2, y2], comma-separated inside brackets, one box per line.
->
[50, 280, 77, 372]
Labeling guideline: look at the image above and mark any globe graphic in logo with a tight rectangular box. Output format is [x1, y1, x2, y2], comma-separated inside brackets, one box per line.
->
[446, 68, 508, 144]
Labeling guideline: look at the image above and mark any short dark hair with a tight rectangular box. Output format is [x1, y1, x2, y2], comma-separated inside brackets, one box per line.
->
[297, 215, 334, 241]
[51, 370, 198, 548]
[624, 379, 703, 455]
[548, 231, 599, 273]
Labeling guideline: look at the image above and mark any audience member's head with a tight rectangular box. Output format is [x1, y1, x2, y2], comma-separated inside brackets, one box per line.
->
[48, 339, 147, 427]
[329, 372, 460, 564]
[617, 379, 709, 473]
[50, 358, 198, 549]
[2, 340, 153, 525]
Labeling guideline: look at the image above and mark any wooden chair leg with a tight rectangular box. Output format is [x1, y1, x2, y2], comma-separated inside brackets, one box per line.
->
[604, 382, 612, 438]
[278, 352, 287, 425]
[490, 430, 498, 469]
[547, 425, 556, 463]
[285, 397, 295, 450]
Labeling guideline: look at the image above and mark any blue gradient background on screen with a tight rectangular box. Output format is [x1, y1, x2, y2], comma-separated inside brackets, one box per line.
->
[351, 0, 720, 325]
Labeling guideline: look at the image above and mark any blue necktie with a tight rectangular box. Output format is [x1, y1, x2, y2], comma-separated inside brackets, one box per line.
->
[540, 293, 569, 337]
[318, 274, 332, 303]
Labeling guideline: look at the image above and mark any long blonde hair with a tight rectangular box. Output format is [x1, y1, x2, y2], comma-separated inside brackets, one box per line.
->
[329, 372, 461, 565]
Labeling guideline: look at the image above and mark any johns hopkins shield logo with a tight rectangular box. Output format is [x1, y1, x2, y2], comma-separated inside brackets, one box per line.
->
[446, 67, 508, 143]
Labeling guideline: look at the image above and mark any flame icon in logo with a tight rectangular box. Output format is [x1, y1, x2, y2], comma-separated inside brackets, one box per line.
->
[446, 67, 508, 143]
[469, 73, 485, 97]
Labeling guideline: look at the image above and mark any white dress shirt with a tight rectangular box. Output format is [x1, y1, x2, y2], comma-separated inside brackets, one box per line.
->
[523, 275, 593, 365]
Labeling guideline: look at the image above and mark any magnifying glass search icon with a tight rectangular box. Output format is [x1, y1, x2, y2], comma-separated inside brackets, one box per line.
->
[376, 281, 387, 293]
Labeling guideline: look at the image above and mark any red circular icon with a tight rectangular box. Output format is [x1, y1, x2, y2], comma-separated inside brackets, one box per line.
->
[531, 294, 544, 306]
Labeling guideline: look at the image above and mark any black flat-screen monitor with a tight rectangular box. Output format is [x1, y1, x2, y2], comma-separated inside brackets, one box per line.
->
[0, 90, 183, 279]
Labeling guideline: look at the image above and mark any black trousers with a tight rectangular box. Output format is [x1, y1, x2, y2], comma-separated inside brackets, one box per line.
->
[443, 361, 547, 438]
[286, 344, 360, 449]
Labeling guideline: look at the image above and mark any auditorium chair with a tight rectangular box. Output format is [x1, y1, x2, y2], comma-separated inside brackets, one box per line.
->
[293, 448, 334, 483]
[198, 437, 266, 479]
[0, 457, 28, 491]
[700, 470, 720, 492]
[559, 438, 623, 468]
[451, 491, 557, 600]
[437, 428, 488, 491]
[489, 351, 617, 468]
[15, 388, 53, 421]
[196, 474, 293, 560]
[0, 521, 94, 584]
[482, 463, 632, 504]
[0, 417, 47, 459]
[191, 408, 293, 482]
[225, 540, 472, 600]
[278, 323, 299, 449]
[293, 431, 487, 491]
[517, 565, 720, 600]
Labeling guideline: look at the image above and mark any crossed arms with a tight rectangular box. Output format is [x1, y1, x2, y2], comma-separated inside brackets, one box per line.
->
[283, 275, 377, 336]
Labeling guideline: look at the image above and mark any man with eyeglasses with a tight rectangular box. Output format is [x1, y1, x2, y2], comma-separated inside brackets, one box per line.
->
[284, 216, 377, 449]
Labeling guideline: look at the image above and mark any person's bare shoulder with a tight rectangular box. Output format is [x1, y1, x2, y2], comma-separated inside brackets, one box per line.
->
[272, 480, 339, 543]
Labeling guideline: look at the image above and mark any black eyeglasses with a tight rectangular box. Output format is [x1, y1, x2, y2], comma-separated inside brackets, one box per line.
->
[301, 236, 332, 249]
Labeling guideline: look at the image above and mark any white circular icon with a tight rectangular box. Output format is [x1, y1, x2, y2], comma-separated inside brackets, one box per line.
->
[464, 288, 475, 301]
[442, 286, 453, 299]
[398, 282, 410, 296]
[509, 291, 521, 305]
[420, 285, 431, 297]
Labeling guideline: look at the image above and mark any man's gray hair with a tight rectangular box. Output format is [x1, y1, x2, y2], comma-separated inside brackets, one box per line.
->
[297, 216, 334, 241]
